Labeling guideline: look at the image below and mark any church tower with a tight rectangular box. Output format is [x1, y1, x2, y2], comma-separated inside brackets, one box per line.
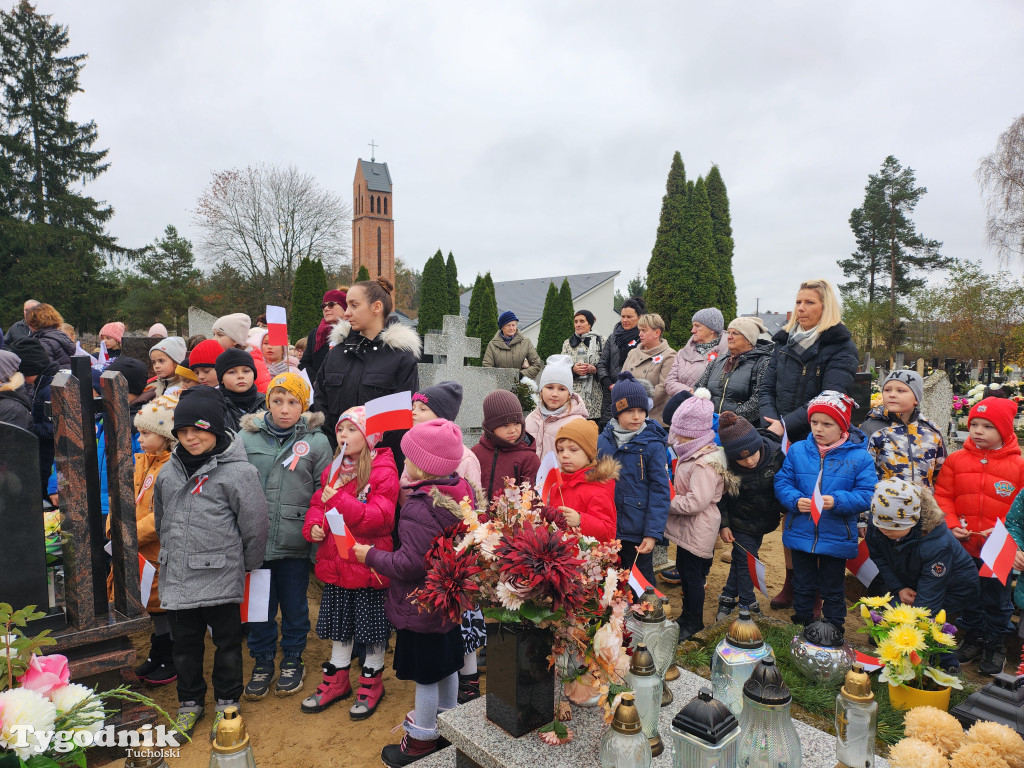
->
[352, 157, 395, 287]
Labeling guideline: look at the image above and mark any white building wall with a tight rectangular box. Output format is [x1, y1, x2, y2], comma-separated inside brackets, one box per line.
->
[521, 280, 618, 345]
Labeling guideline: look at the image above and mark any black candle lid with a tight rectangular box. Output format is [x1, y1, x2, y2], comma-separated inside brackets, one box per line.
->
[801, 619, 845, 648]
[742, 658, 792, 705]
[671, 688, 738, 744]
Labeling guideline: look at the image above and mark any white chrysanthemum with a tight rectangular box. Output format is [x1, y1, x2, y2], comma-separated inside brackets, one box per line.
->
[478, 530, 503, 561]
[601, 568, 618, 608]
[51, 683, 104, 735]
[496, 581, 525, 611]
[0, 687, 58, 759]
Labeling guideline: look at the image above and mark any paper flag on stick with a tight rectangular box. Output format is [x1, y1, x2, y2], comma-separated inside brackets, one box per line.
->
[364, 391, 413, 434]
[854, 650, 882, 672]
[536, 452, 563, 505]
[628, 564, 665, 599]
[809, 467, 825, 526]
[139, 554, 156, 607]
[299, 367, 314, 405]
[327, 453, 344, 487]
[781, 422, 790, 455]
[847, 539, 880, 587]
[241, 569, 271, 622]
[98, 340, 109, 364]
[266, 304, 289, 346]
[746, 550, 768, 595]
[979, 519, 1019, 585]
[325, 509, 356, 559]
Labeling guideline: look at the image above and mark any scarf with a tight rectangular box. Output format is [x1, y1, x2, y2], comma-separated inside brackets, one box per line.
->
[695, 338, 721, 356]
[175, 434, 231, 478]
[223, 385, 263, 415]
[613, 323, 641, 358]
[540, 401, 569, 418]
[568, 333, 584, 349]
[610, 418, 646, 448]
[673, 432, 717, 463]
[485, 430, 530, 451]
[314, 319, 335, 352]
[263, 412, 297, 442]
[816, 432, 849, 457]
[501, 332, 516, 347]
[788, 324, 821, 353]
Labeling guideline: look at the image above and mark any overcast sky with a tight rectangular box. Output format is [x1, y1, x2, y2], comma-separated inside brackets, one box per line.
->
[41, 1, 1024, 318]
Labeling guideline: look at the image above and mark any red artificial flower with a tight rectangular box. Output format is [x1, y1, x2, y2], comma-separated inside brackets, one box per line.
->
[495, 521, 587, 614]
[414, 532, 483, 625]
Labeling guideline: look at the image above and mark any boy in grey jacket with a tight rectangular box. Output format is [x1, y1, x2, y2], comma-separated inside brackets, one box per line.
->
[155, 386, 268, 740]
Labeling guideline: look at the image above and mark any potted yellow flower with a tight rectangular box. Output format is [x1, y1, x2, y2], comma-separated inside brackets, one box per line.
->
[854, 595, 962, 711]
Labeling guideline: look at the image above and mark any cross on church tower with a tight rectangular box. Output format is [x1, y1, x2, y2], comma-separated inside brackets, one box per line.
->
[368, 139, 378, 162]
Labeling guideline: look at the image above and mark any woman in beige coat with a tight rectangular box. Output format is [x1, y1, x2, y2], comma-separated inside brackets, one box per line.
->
[482, 311, 542, 381]
[621, 313, 676, 423]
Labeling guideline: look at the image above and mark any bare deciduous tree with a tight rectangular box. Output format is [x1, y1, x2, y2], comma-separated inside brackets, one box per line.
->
[977, 114, 1024, 262]
[194, 163, 351, 308]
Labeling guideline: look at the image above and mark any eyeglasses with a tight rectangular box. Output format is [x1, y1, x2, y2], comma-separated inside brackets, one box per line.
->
[321, 301, 339, 310]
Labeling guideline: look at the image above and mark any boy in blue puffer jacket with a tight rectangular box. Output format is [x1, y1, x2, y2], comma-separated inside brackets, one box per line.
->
[774, 391, 875, 633]
[597, 372, 671, 585]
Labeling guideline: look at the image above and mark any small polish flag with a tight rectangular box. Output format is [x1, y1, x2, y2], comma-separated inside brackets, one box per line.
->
[665, 446, 677, 500]
[854, 650, 882, 673]
[325, 509, 357, 559]
[809, 468, 825, 525]
[536, 452, 563, 505]
[266, 305, 289, 346]
[240, 569, 271, 623]
[847, 539, 880, 587]
[73, 342, 98, 364]
[746, 550, 768, 595]
[628, 564, 665, 599]
[364, 391, 413, 434]
[327, 453, 345, 487]
[299, 367, 314, 405]
[139, 553, 156, 607]
[979, 519, 1019, 585]
[780, 422, 790, 455]
[98, 341, 110, 365]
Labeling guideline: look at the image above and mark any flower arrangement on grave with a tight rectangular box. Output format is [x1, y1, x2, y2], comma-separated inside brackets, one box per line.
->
[412, 480, 632, 741]
[966, 383, 987, 407]
[0, 603, 173, 764]
[952, 395, 970, 417]
[887, 705, 1024, 768]
[854, 596, 962, 691]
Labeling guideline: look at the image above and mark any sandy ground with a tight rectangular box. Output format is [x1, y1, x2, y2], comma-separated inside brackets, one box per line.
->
[97, 529, 1008, 767]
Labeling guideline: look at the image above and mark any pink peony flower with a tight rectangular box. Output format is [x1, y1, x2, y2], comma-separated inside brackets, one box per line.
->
[17, 654, 70, 698]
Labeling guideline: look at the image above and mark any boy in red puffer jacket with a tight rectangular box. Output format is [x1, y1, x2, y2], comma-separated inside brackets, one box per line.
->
[542, 419, 619, 543]
[935, 396, 1024, 675]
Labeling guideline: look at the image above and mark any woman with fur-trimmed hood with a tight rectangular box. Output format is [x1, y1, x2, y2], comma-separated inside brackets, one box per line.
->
[0, 350, 33, 431]
[313, 278, 421, 464]
[545, 419, 619, 543]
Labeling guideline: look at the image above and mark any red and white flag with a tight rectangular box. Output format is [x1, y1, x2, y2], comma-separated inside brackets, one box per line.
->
[364, 391, 413, 434]
[325, 509, 357, 559]
[266, 304, 289, 346]
[536, 451, 563, 505]
[854, 650, 882, 673]
[628, 564, 665, 599]
[809, 468, 825, 525]
[327, 452, 345, 487]
[98, 341, 110, 365]
[74, 342, 98, 364]
[746, 550, 768, 595]
[847, 539, 880, 587]
[780, 422, 790, 455]
[240, 569, 271, 622]
[139, 553, 156, 607]
[979, 519, 1019, 585]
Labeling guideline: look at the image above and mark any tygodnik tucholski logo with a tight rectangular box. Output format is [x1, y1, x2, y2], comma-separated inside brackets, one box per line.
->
[5, 722, 181, 756]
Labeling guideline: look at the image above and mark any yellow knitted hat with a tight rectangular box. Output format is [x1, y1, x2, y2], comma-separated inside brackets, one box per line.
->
[266, 372, 310, 412]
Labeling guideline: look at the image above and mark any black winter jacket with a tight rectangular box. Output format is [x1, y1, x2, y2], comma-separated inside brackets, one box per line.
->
[758, 323, 858, 442]
[32, 327, 75, 368]
[0, 373, 33, 431]
[695, 340, 774, 425]
[720, 435, 786, 537]
[297, 324, 336, 382]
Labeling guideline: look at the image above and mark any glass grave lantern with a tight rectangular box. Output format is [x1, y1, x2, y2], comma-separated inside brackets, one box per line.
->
[736, 658, 801, 768]
[711, 608, 775, 716]
[599, 692, 653, 768]
[209, 706, 258, 768]
[789, 619, 855, 684]
[835, 664, 878, 768]
[626, 586, 680, 707]
[626, 643, 664, 756]
[670, 687, 740, 768]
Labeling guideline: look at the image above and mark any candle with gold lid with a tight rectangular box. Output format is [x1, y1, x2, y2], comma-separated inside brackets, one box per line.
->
[835, 664, 877, 768]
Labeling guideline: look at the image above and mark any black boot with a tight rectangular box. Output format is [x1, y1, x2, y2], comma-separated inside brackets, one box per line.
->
[716, 597, 738, 623]
[978, 640, 1006, 676]
[143, 632, 177, 685]
[134, 634, 161, 679]
[955, 629, 984, 663]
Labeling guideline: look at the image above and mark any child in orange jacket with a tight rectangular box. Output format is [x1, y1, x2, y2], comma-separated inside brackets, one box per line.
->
[935, 396, 1024, 675]
[542, 420, 618, 542]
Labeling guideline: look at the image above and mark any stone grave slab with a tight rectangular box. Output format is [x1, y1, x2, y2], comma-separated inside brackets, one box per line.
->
[427, 665, 888, 768]
[920, 370, 954, 440]
[120, 336, 161, 377]
[419, 315, 518, 446]
[188, 305, 218, 338]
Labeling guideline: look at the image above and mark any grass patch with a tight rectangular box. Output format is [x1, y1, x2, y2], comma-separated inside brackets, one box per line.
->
[677, 643, 711, 671]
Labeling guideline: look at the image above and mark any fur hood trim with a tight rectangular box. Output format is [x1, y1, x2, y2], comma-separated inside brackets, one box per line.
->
[329, 319, 352, 346]
[328, 318, 421, 357]
[586, 455, 621, 483]
[695, 446, 741, 495]
[240, 410, 326, 433]
[918, 487, 945, 536]
[0, 372, 25, 393]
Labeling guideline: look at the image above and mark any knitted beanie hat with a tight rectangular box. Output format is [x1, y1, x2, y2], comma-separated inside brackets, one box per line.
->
[147, 323, 168, 338]
[718, 411, 763, 461]
[134, 393, 179, 442]
[482, 389, 524, 432]
[497, 310, 518, 329]
[267, 372, 310, 412]
[539, 354, 574, 393]
[969, 396, 1017, 444]
[611, 371, 649, 418]
[215, 348, 256, 382]
[99, 322, 125, 344]
[173, 386, 227, 437]
[691, 308, 724, 334]
[323, 289, 348, 310]
[247, 327, 268, 348]
[8, 338, 49, 377]
[574, 309, 596, 327]
[661, 390, 692, 428]
[106, 357, 149, 396]
[337, 405, 382, 450]
[212, 313, 251, 346]
[175, 365, 199, 384]
[150, 336, 187, 365]
[401, 419, 464, 477]
[807, 390, 857, 432]
[413, 381, 464, 422]
[727, 316, 767, 348]
[871, 478, 921, 531]
[556, 418, 599, 463]
[0, 350, 20, 382]
[188, 339, 224, 370]
[672, 387, 714, 438]
[881, 370, 924, 406]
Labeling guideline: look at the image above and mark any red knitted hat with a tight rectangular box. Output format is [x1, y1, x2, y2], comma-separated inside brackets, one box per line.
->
[188, 338, 224, 369]
[806, 390, 857, 432]
[968, 396, 1017, 444]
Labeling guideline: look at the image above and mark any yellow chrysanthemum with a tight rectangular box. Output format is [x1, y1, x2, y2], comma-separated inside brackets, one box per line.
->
[934, 609, 946, 625]
[882, 604, 919, 626]
[889, 624, 926, 654]
[876, 638, 905, 666]
[860, 604, 872, 622]
[930, 625, 956, 647]
[859, 594, 893, 610]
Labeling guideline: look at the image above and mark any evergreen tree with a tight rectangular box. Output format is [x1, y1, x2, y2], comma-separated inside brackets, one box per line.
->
[290, 257, 322, 342]
[355, 264, 371, 282]
[646, 152, 688, 344]
[667, 177, 719, 348]
[478, 272, 499, 350]
[557, 278, 575, 343]
[705, 165, 737, 322]
[311, 257, 329, 301]
[465, 273, 486, 365]
[536, 281, 562, 360]
[445, 251, 460, 315]
[417, 250, 447, 335]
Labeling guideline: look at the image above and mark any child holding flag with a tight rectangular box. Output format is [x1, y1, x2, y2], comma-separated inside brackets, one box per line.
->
[239, 373, 333, 700]
[935, 396, 1024, 675]
[301, 406, 398, 719]
[546, 419, 618, 542]
[774, 391, 875, 633]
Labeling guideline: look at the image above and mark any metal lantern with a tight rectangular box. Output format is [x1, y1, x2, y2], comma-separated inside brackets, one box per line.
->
[836, 664, 878, 768]
[711, 609, 775, 716]
[599, 692, 653, 768]
[788, 619, 855, 684]
[626, 586, 680, 707]
[951, 672, 1024, 737]
[626, 644, 664, 756]
[670, 687, 740, 768]
[209, 706, 258, 768]
[737, 658, 801, 768]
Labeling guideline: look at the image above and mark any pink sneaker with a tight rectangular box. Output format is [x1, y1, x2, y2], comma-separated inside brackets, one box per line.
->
[300, 663, 351, 713]
[350, 667, 385, 720]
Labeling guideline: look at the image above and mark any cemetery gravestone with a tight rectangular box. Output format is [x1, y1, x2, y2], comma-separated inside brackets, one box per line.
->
[120, 336, 161, 377]
[418, 315, 518, 446]
[920, 371, 955, 441]
[188, 305, 219, 338]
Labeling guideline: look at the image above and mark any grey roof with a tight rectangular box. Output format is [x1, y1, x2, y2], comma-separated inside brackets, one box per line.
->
[742, 311, 789, 335]
[459, 271, 620, 330]
[359, 159, 392, 192]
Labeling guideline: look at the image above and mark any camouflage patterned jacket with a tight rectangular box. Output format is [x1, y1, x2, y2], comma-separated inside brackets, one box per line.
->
[861, 406, 946, 488]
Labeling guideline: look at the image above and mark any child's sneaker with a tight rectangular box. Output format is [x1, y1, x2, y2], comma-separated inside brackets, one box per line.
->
[172, 701, 205, 740]
[978, 645, 1006, 676]
[350, 667, 385, 720]
[210, 699, 239, 742]
[276, 658, 306, 697]
[243, 660, 275, 701]
[143, 659, 177, 686]
[716, 597, 738, 622]
[301, 662, 351, 713]
[659, 568, 682, 585]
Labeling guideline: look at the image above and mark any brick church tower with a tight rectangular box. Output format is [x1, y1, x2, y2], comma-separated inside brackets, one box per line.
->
[352, 158, 395, 287]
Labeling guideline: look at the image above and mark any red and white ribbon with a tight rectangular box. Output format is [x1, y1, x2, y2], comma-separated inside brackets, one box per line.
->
[191, 474, 209, 495]
[136, 474, 155, 504]
[282, 440, 311, 471]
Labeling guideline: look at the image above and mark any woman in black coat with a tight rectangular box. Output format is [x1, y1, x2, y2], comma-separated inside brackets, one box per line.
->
[298, 288, 347, 382]
[26, 303, 74, 368]
[596, 297, 645, 424]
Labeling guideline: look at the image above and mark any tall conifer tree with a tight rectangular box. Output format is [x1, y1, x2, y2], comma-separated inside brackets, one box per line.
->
[666, 177, 719, 348]
[417, 250, 447, 335]
[705, 165, 737, 322]
[465, 273, 486, 365]
[291, 257, 327, 342]
[445, 252, 460, 315]
[536, 281, 562, 360]
[557, 278, 575, 345]
[646, 152, 687, 343]
[356, 264, 371, 282]
[478, 272, 499, 351]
